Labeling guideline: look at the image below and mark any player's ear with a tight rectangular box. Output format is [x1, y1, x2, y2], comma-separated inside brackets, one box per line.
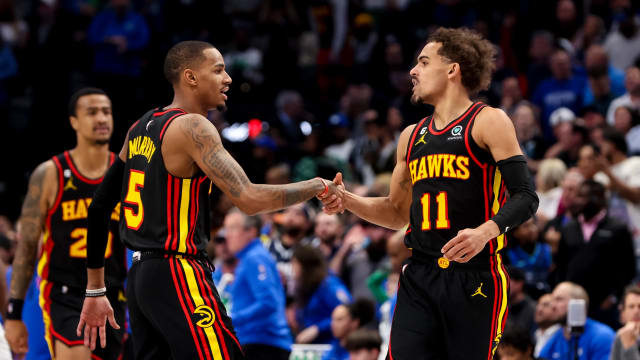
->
[448, 63, 459, 77]
[183, 69, 197, 86]
[69, 115, 79, 131]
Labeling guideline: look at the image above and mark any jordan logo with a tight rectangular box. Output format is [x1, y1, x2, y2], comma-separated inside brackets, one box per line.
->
[415, 133, 427, 146]
[472, 283, 487, 298]
[64, 177, 77, 191]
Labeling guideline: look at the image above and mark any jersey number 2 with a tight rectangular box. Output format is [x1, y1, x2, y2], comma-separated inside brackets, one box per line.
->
[70, 228, 113, 258]
[124, 170, 145, 230]
[420, 191, 450, 230]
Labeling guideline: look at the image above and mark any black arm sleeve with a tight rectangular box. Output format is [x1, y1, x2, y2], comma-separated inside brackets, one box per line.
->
[87, 158, 124, 269]
[490, 155, 539, 234]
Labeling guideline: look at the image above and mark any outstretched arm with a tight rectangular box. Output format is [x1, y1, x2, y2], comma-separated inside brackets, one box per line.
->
[177, 114, 337, 214]
[6, 160, 56, 355]
[323, 125, 415, 230]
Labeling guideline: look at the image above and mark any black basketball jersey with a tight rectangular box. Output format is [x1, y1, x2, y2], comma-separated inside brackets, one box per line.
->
[37, 151, 127, 289]
[119, 108, 212, 255]
[405, 102, 507, 263]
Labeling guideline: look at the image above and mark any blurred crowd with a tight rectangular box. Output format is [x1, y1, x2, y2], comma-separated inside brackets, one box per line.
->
[2, 0, 640, 359]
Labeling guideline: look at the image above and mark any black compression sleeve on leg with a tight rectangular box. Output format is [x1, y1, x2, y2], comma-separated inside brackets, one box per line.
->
[490, 155, 539, 234]
[87, 158, 125, 269]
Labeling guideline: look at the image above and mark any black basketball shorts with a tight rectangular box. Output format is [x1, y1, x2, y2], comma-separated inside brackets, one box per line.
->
[39, 280, 126, 360]
[127, 254, 244, 360]
[387, 252, 510, 360]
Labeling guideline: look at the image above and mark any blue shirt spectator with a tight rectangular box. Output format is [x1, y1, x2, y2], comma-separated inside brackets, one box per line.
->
[506, 242, 552, 283]
[229, 238, 291, 350]
[538, 318, 614, 360]
[222, 209, 291, 359]
[583, 65, 626, 107]
[4, 268, 49, 360]
[297, 274, 352, 344]
[87, 0, 149, 77]
[323, 338, 349, 360]
[533, 49, 587, 139]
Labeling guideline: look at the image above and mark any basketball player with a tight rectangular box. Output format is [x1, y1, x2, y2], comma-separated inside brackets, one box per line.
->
[76, 41, 341, 359]
[5, 88, 127, 359]
[321, 28, 539, 359]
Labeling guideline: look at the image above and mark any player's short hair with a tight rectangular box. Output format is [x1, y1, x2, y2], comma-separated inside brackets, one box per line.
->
[68, 87, 107, 117]
[164, 40, 215, 85]
[426, 27, 496, 95]
[344, 329, 382, 352]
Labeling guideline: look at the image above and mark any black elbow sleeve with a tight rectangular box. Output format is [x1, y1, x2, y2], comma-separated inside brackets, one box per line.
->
[490, 155, 539, 234]
[87, 158, 124, 269]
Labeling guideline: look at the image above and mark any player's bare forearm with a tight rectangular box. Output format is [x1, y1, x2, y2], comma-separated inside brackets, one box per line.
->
[179, 114, 326, 214]
[86, 268, 105, 290]
[343, 192, 409, 230]
[10, 164, 48, 299]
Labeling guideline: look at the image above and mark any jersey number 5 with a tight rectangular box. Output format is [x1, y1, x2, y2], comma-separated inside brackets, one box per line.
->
[124, 170, 145, 230]
[420, 191, 450, 230]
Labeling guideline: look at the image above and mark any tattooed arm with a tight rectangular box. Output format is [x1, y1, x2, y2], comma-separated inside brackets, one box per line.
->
[323, 125, 415, 230]
[6, 160, 56, 355]
[10, 161, 54, 299]
[176, 114, 336, 215]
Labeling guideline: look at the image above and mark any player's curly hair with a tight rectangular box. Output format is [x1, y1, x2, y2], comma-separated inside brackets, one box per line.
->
[427, 27, 496, 95]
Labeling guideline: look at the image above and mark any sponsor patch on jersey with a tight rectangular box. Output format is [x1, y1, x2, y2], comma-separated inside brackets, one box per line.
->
[447, 125, 463, 141]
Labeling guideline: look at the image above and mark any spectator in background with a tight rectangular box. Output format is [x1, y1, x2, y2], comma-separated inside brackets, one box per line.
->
[501, 76, 523, 115]
[613, 106, 640, 137]
[613, 106, 640, 155]
[309, 212, 344, 261]
[267, 203, 314, 294]
[506, 266, 537, 333]
[535, 158, 567, 221]
[582, 44, 626, 115]
[556, 180, 636, 326]
[533, 48, 587, 139]
[539, 282, 615, 360]
[221, 208, 292, 360]
[597, 129, 640, 256]
[611, 284, 640, 360]
[497, 324, 536, 360]
[324, 298, 375, 360]
[512, 101, 549, 173]
[527, 31, 555, 95]
[211, 231, 238, 311]
[506, 218, 552, 296]
[270, 90, 313, 151]
[332, 214, 393, 301]
[545, 116, 587, 168]
[607, 66, 640, 126]
[292, 245, 352, 344]
[604, 9, 640, 72]
[87, 0, 149, 135]
[577, 143, 603, 181]
[344, 329, 382, 360]
[543, 169, 584, 257]
[534, 294, 561, 357]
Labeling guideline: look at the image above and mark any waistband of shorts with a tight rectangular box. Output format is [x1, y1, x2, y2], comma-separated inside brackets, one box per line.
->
[410, 251, 493, 271]
[132, 250, 215, 272]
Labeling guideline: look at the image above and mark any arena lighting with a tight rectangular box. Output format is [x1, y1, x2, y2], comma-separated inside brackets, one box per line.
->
[221, 119, 268, 142]
[300, 121, 312, 136]
[221, 122, 249, 142]
[248, 118, 262, 139]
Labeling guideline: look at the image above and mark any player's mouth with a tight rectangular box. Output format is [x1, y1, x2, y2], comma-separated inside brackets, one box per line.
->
[221, 87, 229, 101]
[94, 126, 110, 134]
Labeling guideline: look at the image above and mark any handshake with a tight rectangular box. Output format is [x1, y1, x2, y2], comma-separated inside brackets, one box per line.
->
[317, 172, 347, 215]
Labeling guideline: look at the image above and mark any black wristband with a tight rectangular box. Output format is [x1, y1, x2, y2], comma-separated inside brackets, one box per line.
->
[6, 298, 24, 320]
